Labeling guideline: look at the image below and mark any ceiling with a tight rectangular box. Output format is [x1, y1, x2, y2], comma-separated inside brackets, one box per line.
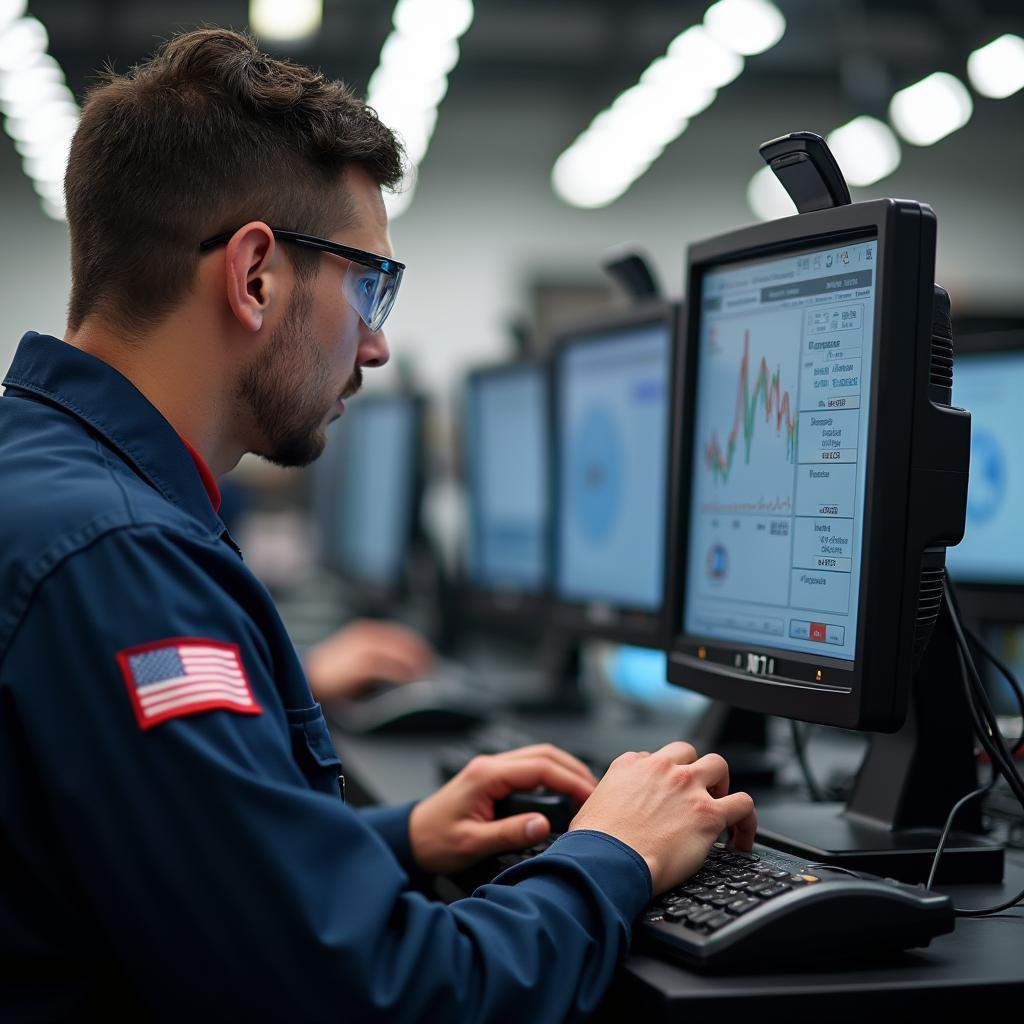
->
[30, 0, 1024, 120]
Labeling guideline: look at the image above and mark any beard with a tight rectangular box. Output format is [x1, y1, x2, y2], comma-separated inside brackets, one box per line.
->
[236, 282, 361, 468]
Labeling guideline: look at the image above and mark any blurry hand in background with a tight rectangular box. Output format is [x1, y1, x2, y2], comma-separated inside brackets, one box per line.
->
[303, 620, 436, 701]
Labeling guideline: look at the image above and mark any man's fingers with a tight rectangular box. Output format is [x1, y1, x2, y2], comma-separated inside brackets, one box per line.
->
[717, 791, 757, 851]
[651, 740, 699, 766]
[470, 756, 595, 805]
[462, 814, 552, 860]
[492, 744, 597, 785]
[690, 752, 730, 799]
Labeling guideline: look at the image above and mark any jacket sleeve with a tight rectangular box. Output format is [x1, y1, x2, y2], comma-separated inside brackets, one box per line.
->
[3, 525, 652, 1023]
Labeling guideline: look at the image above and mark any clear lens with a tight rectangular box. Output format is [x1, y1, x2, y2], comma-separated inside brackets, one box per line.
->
[343, 262, 402, 331]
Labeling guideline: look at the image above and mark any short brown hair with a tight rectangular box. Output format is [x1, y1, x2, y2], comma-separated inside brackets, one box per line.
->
[65, 28, 404, 334]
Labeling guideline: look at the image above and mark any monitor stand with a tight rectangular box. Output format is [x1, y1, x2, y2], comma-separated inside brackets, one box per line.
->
[756, 599, 1005, 884]
[690, 704, 782, 790]
[507, 632, 589, 716]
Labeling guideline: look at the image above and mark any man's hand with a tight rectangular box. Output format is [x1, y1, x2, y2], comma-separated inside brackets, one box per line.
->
[303, 620, 435, 701]
[568, 741, 757, 895]
[408, 745, 597, 875]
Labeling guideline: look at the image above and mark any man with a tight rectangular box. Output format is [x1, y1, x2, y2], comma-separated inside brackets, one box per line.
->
[0, 28, 756, 1021]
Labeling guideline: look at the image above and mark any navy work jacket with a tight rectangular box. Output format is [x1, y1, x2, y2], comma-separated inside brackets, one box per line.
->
[0, 333, 651, 1022]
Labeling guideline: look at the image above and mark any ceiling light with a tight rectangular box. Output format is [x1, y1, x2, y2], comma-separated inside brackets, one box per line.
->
[967, 34, 1024, 99]
[747, 164, 796, 221]
[392, 0, 473, 42]
[826, 116, 901, 187]
[889, 72, 973, 146]
[248, 0, 322, 43]
[0, 16, 47, 72]
[703, 0, 786, 57]
[667, 26, 744, 90]
[0, 0, 27, 34]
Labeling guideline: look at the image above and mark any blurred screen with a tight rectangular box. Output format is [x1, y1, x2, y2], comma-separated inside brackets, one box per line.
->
[946, 349, 1024, 584]
[555, 320, 670, 610]
[466, 366, 548, 592]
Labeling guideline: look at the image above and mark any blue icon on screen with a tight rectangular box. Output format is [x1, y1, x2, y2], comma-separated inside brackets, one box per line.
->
[967, 430, 1005, 526]
[707, 543, 728, 581]
[570, 405, 623, 544]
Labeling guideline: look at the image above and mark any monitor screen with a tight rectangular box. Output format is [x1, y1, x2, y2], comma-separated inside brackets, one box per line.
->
[465, 365, 549, 592]
[555, 319, 671, 611]
[683, 237, 878, 664]
[332, 395, 417, 587]
[945, 349, 1024, 585]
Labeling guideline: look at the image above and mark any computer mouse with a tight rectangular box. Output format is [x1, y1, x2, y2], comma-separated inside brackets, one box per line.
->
[328, 678, 492, 735]
[493, 788, 575, 835]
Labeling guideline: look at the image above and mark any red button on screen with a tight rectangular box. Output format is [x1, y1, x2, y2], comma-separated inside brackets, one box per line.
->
[809, 623, 827, 642]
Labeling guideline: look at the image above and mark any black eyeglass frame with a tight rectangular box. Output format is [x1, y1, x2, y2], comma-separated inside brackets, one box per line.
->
[199, 228, 405, 277]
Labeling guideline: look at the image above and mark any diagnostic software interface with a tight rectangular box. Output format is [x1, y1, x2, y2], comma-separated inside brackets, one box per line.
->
[683, 238, 878, 663]
[467, 367, 548, 591]
[945, 349, 1024, 584]
[337, 398, 415, 585]
[556, 321, 670, 610]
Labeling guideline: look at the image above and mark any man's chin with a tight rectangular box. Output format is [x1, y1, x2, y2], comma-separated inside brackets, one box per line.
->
[257, 428, 328, 469]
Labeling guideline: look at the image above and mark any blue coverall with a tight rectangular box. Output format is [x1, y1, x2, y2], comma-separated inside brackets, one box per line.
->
[0, 332, 652, 1021]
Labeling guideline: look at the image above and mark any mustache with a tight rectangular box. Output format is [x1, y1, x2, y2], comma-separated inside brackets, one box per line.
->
[340, 367, 363, 401]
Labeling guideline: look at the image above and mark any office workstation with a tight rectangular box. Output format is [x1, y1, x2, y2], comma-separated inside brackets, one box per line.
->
[2, 1, 1023, 1020]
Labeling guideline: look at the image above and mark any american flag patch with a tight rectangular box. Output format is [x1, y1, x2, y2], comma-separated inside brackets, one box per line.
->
[116, 637, 262, 730]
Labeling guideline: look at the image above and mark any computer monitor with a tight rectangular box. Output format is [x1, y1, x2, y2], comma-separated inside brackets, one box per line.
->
[944, 331, 1024, 622]
[461, 362, 550, 625]
[664, 199, 998, 881]
[314, 393, 422, 605]
[550, 301, 678, 648]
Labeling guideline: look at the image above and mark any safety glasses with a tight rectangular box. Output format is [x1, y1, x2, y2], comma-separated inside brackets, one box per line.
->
[199, 228, 405, 332]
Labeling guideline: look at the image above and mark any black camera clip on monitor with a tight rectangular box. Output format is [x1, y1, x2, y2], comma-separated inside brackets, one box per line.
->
[664, 131, 1002, 882]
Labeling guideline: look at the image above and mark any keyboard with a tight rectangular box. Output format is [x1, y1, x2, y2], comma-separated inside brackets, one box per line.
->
[447, 838, 954, 971]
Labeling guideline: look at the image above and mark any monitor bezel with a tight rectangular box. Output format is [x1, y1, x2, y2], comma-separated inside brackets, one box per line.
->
[457, 359, 553, 633]
[320, 391, 425, 607]
[665, 198, 938, 731]
[548, 298, 681, 649]
[945, 328, 1024, 621]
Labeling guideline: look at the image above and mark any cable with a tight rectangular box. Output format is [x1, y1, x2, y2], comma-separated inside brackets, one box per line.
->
[931, 578, 1024, 916]
[789, 720, 826, 802]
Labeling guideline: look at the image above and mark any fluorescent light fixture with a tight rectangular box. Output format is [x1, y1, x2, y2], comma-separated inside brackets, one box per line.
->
[0, 15, 47, 72]
[553, 2, 785, 210]
[826, 116, 901, 187]
[967, 33, 1024, 99]
[0, 14, 78, 221]
[889, 71, 973, 146]
[0, 0, 27, 32]
[248, 0, 322, 43]
[369, 0, 475, 219]
[392, 0, 473, 41]
[667, 26, 744, 89]
[747, 164, 796, 221]
[704, 0, 786, 57]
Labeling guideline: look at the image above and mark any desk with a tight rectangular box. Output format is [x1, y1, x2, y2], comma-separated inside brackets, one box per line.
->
[330, 711, 1024, 1020]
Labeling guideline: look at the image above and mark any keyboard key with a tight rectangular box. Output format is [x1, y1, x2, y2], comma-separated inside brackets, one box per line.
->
[704, 912, 732, 931]
[663, 905, 689, 922]
[726, 898, 760, 915]
[686, 909, 717, 928]
[746, 881, 771, 894]
[757, 884, 791, 899]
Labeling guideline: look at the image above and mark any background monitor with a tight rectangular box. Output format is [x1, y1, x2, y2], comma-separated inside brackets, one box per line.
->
[463, 362, 550, 613]
[550, 301, 677, 647]
[314, 393, 422, 602]
[944, 330, 1024, 622]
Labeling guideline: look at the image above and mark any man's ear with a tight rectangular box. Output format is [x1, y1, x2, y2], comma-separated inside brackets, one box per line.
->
[223, 222, 278, 333]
